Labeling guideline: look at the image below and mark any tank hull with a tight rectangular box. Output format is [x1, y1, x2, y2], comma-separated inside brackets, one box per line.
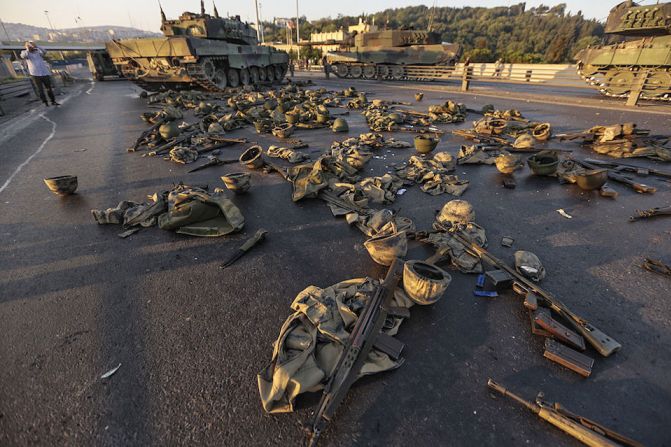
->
[325, 43, 460, 81]
[575, 35, 671, 100]
[106, 36, 288, 91]
[575, 1, 671, 101]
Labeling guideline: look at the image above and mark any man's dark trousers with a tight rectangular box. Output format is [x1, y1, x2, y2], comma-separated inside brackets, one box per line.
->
[32, 75, 55, 105]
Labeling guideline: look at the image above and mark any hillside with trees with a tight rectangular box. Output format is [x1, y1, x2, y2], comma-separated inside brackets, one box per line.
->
[265, 3, 605, 63]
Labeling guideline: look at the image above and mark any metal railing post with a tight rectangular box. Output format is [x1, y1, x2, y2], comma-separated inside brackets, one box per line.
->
[461, 65, 472, 91]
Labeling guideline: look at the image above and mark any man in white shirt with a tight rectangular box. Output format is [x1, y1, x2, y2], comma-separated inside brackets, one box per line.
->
[20, 41, 59, 106]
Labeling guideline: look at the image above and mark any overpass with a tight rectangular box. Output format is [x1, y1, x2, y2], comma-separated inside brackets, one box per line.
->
[0, 43, 106, 51]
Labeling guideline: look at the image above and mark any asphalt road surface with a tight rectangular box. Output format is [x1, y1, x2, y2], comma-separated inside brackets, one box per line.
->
[1, 74, 670, 447]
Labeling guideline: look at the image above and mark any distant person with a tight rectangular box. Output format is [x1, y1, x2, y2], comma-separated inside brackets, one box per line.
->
[493, 58, 504, 78]
[20, 41, 59, 106]
[322, 56, 330, 79]
[289, 61, 295, 77]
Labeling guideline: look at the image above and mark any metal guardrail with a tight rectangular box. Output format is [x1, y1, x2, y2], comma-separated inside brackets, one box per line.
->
[0, 78, 33, 116]
[0, 78, 33, 98]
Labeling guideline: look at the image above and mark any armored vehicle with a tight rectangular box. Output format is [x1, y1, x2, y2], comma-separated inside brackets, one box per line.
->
[86, 50, 119, 81]
[575, 1, 671, 101]
[325, 29, 460, 81]
[106, 1, 288, 91]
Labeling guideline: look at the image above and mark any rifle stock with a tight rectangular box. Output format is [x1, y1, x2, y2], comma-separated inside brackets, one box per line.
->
[453, 231, 621, 357]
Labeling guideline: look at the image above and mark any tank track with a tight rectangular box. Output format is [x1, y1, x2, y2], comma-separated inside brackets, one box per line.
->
[577, 66, 671, 102]
[330, 63, 455, 82]
[123, 58, 287, 93]
[186, 57, 228, 92]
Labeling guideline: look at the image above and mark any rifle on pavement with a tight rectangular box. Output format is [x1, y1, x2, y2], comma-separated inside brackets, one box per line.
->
[583, 158, 671, 180]
[307, 258, 404, 446]
[487, 379, 643, 447]
[449, 228, 621, 357]
[628, 205, 671, 222]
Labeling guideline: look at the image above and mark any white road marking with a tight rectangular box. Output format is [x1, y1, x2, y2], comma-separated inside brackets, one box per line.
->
[0, 114, 57, 194]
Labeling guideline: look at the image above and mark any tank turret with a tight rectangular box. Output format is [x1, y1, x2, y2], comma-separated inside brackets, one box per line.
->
[575, 1, 671, 101]
[106, 1, 288, 91]
[604, 1, 671, 36]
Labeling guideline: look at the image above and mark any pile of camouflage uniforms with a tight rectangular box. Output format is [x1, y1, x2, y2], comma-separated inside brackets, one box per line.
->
[91, 183, 244, 238]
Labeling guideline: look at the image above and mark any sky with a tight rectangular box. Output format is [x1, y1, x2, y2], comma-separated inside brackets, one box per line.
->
[0, 0, 628, 32]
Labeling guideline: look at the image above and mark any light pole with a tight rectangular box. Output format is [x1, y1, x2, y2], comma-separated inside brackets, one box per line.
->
[254, 0, 261, 42]
[295, 0, 300, 61]
[44, 10, 56, 38]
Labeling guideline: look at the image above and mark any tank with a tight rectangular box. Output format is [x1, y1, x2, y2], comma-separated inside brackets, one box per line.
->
[106, 1, 289, 91]
[325, 29, 461, 81]
[575, 1, 671, 101]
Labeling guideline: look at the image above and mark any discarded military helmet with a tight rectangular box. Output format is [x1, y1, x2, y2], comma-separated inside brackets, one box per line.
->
[364, 231, 408, 266]
[316, 113, 330, 124]
[403, 261, 452, 305]
[513, 133, 535, 150]
[481, 104, 495, 115]
[198, 101, 212, 114]
[271, 123, 294, 139]
[208, 122, 224, 134]
[414, 135, 439, 154]
[159, 121, 180, 139]
[285, 111, 299, 124]
[495, 153, 523, 175]
[388, 113, 404, 124]
[532, 123, 552, 141]
[575, 169, 608, 191]
[239, 145, 264, 169]
[332, 118, 349, 132]
[436, 200, 475, 227]
[514, 251, 546, 282]
[433, 152, 456, 170]
[527, 151, 559, 176]
[44, 175, 78, 196]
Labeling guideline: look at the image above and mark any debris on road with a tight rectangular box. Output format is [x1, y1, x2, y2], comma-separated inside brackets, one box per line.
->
[91, 184, 244, 237]
[258, 261, 412, 415]
[556, 209, 573, 219]
[641, 258, 671, 277]
[486, 379, 643, 447]
[628, 205, 671, 222]
[43, 175, 78, 196]
[100, 363, 121, 379]
[220, 229, 268, 269]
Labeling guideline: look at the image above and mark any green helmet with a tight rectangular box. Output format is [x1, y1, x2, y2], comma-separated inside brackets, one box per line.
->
[159, 121, 180, 139]
[332, 118, 349, 132]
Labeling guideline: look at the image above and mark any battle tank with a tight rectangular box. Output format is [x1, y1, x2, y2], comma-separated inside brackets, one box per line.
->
[575, 1, 671, 101]
[325, 29, 460, 81]
[106, 1, 288, 92]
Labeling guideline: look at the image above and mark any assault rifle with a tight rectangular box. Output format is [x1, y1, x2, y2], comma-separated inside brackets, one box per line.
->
[307, 258, 404, 446]
[487, 379, 642, 447]
[448, 229, 621, 357]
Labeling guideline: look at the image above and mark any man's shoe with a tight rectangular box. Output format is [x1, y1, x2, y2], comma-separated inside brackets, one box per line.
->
[43, 102, 50, 106]
[51, 102, 61, 106]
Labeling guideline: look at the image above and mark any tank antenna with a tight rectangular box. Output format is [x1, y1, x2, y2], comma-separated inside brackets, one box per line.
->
[213, 2, 220, 18]
[158, 0, 166, 22]
[428, 0, 437, 32]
